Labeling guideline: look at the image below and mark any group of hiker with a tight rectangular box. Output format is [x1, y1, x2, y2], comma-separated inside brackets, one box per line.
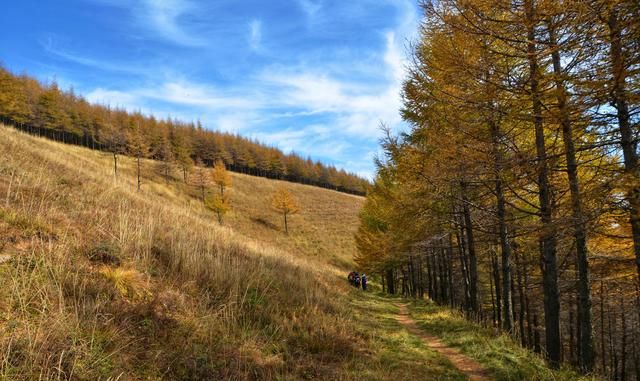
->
[347, 271, 368, 291]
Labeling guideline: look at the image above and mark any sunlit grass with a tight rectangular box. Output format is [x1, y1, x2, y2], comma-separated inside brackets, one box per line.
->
[408, 301, 600, 381]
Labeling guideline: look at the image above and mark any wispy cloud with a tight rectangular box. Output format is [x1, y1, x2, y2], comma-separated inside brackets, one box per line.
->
[141, 0, 206, 46]
[37, 0, 420, 178]
[87, 0, 206, 46]
[248, 19, 262, 51]
[41, 38, 146, 75]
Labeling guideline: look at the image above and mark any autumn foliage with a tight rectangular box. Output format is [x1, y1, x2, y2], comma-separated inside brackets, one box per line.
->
[356, 0, 639, 378]
[271, 187, 300, 234]
[0, 67, 369, 195]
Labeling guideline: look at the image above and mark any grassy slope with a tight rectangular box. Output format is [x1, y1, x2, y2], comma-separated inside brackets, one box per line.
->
[0, 126, 599, 380]
[0, 125, 465, 380]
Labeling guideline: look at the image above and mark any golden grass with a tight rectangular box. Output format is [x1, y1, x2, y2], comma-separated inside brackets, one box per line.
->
[0, 125, 593, 381]
[1, 125, 466, 381]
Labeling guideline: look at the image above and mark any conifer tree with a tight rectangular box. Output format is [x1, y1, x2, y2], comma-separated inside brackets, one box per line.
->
[128, 123, 149, 192]
[211, 159, 231, 196]
[272, 187, 299, 234]
[206, 192, 231, 224]
[190, 159, 209, 202]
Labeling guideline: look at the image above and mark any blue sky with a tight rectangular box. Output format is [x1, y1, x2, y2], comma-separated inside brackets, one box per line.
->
[0, 0, 420, 178]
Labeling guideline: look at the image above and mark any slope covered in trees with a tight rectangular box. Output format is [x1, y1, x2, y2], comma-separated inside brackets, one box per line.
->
[0, 67, 369, 195]
[356, 0, 639, 379]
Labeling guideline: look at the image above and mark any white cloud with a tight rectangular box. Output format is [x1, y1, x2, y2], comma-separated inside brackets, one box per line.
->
[147, 81, 260, 110]
[74, 0, 420, 176]
[248, 19, 262, 51]
[86, 88, 139, 107]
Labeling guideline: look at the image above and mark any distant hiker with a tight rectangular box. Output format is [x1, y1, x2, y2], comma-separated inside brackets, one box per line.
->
[361, 274, 368, 291]
[354, 273, 361, 288]
[347, 271, 356, 285]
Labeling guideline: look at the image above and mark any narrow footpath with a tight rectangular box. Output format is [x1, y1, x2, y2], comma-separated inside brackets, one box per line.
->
[396, 304, 491, 381]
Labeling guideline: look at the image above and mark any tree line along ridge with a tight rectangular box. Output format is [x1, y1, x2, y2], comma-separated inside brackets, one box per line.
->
[0, 66, 369, 196]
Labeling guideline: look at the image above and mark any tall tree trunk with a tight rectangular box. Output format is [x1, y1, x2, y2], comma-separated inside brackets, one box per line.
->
[621, 297, 627, 381]
[137, 156, 141, 191]
[525, 0, 561, 367]
[490, 262, 497, 327]
[607, 7, 640, 285]
[426, 249, 433, 300]
[113, 152, 118, 178]
[456, 225, 471, 312]
[284, 212, 288, 234]
[515, 247, 527, 347]
[490, 119, 513, 332]
[601, 280, 607, 374]
[461, 189, 479, 314]
[386, 269, 395, 295]
[447, 235, 455, 308]
[523, 254, 533, 348]
[549, 24, 595, 373]
[492, 248, 502, 328]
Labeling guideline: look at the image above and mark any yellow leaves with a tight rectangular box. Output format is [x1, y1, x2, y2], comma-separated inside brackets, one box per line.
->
[205, 192, 231, 223]
[211, 159, 232, 193]
[271, 187, 300, 216]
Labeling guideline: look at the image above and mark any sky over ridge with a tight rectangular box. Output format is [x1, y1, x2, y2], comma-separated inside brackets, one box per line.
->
[0, 0, 420, 178]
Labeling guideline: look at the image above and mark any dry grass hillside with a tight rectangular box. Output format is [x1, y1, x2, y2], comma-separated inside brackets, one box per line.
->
[0, 125, 465, 381]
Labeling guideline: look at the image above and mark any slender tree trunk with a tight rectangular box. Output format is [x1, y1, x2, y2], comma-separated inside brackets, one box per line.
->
[522, 252, 533, 347]
[492, 248, 502, 328]
[526, 0, 561, 367]
[284, 212, 288, 234]
[601, 280, 607, 374]
[461, 189, 479, 314]
[137, 156, 141, 191]
[549, 24, 595, 373]
[426, 249, 434, 300]
[113, 152, 118, 178]
[609, 304, 617, 381]
[447, 235, 455, 308]
[456, 224, 471, 312]
[621, 297, 627, 381]
[607, 7, 640, 285]
[534, 312, 541, 354]
[490, 119, 513, 332]
[490, 261, 497, 327]
[515, 247, 527, 347]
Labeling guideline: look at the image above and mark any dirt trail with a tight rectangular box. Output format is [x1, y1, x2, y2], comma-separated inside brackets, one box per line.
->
[396, 304, 491, 381]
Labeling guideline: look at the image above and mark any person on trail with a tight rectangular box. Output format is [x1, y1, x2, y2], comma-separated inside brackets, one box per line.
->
[354, 273, 361, 288]
[361, 274, 368, 291]
[347, 271, 355, 285]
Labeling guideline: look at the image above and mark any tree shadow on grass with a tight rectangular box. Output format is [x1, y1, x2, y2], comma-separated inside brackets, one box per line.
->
[250, 216, 279, 230]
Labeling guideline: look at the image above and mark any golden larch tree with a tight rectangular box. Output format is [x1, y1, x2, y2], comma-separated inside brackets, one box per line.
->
[271, 187, 299, 234]
[211, 159, 232, 196]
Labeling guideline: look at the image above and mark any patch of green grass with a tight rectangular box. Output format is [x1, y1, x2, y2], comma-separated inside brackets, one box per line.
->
[408, 301, 600, 381]
[345, 292, 467, 380]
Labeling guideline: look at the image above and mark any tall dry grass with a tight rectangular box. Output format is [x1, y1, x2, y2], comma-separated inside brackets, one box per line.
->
[0, 126, 362, 380]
